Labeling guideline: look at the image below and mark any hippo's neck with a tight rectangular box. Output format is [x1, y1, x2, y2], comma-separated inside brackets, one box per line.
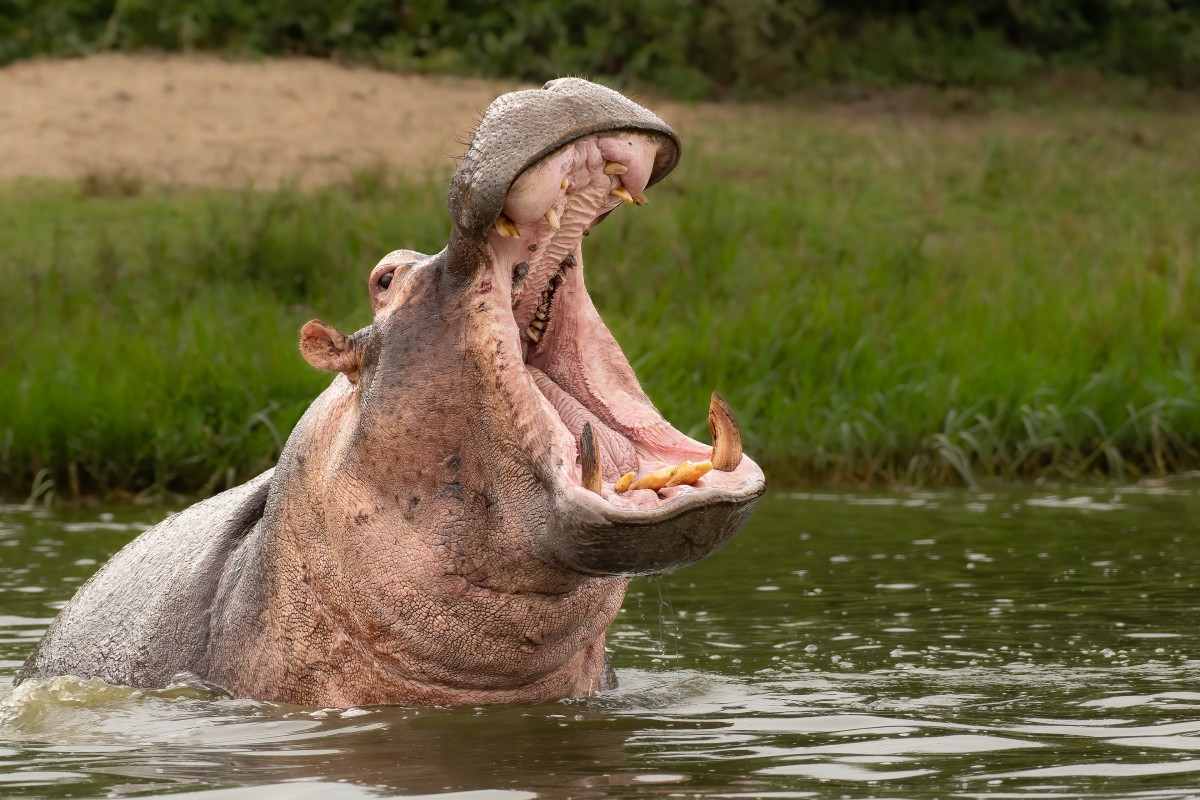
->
[203, 388, 628, 706]
[205, 491, 626, 706]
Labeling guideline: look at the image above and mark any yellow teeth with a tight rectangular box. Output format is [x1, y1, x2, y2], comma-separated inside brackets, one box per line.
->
[495, 214, 521, 238]
[622, 460, 713, 494]
[629, 465, 675, 492]
[545, 207, 561, 231]
[665, 460, 713, 488]
[610, 186, 635, 204]
[709, 392, 744, 471]
[561, 177, 570, 190]
[604, 162, 629, 175]
[633, 193, 649, 206]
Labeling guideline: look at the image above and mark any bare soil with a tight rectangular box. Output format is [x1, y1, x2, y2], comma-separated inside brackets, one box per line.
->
[0, 54, 539, 187]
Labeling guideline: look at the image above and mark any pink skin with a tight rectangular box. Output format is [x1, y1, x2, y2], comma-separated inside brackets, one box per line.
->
[213, 134, 760, 705]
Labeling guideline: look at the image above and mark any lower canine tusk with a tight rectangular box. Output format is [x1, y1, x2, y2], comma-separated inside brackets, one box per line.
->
[709, 392, 744, 471]
[580, 423, 602, 495]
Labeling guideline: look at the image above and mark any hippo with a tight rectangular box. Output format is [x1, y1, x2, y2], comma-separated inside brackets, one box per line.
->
[17, 78, 766, 707]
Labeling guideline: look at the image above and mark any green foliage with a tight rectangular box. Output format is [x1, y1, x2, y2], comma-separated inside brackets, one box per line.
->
[2, 1, 1200, 96]
[3, 102, 1200, 497]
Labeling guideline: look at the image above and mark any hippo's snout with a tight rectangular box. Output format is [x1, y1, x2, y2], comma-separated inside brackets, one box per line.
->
[434, 79, 767, 577]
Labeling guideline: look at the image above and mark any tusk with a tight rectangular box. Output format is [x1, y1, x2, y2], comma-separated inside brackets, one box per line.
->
[545, 207, 561, 231]
[580, 423, 602, 495]
[603, 162, 629, 175]
[614, 471, 635, 493]
[633, 193, 649, 206]
[610, 186, 635, 205]
[630, 464, 674, 492]
[495, 214, 521, 238]
[709, 392, 744, 471]
[666, 460, 713, 487]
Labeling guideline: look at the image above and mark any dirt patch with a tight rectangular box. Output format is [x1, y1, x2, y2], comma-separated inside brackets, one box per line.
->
[0, 54, 537, 188]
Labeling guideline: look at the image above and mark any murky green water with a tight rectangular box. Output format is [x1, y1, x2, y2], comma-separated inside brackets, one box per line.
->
[2, 484, 1200, 798]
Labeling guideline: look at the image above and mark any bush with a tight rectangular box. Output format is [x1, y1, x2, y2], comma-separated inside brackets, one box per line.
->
[2, 1, 1200, 97]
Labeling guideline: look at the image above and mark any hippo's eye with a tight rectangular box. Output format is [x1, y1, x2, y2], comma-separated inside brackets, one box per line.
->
[378, 272, 394, 290]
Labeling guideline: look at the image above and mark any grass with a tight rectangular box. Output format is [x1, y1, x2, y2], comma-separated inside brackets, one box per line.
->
[3, 99, 1200, 499]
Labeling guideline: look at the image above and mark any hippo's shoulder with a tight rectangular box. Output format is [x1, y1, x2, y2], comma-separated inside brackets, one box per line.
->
[16, 470, 275, 688]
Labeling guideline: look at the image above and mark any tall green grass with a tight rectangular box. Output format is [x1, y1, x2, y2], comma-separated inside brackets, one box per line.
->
[3, 103, 1200, 498]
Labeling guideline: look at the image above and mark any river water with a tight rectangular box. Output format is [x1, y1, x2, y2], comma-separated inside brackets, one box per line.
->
[2, 484, 1199, 799]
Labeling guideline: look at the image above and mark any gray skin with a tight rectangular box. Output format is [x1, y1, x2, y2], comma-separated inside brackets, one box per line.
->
[18, 79, 766, 707]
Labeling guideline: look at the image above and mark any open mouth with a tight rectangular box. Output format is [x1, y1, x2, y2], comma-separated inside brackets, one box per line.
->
[484, 131, 765, 516]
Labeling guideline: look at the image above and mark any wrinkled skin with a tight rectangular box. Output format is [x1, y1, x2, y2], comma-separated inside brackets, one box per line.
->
[18, 79, 766, 706]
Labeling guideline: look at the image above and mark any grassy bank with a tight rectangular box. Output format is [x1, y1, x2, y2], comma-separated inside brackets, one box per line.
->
[3, 101, 1200, 499]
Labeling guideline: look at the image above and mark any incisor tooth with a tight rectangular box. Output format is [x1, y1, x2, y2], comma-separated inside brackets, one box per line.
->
[614, 471, 635, 493]
[580, 423, 602, 495]
[561, 177, 570, 190]
[610, 186, 635, 205]
[630, 465, 674, 492]
[545, 207, 561, 231]
[666, 460, 713, 487]
[495, 214, 520, 238]
[604, 162, 629, 175]
[709, 392, 744, 471]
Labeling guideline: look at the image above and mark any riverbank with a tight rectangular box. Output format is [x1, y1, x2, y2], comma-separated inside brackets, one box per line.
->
[3, 56, 1200, 500]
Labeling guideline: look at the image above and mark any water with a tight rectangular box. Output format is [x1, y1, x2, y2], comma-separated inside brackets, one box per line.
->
[2, 483, 1200, 798]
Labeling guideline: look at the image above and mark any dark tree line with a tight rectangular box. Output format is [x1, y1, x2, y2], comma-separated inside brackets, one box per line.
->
[2, 1, 1198, 97]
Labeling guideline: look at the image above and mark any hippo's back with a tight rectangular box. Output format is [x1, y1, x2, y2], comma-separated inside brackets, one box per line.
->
[16, 470, 273, 689]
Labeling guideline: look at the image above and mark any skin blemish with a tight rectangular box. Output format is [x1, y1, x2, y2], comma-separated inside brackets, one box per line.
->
[478, 277, 492, 293]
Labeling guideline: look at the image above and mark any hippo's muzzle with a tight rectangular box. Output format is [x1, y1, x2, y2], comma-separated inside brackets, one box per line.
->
[443, 78, 767, 576]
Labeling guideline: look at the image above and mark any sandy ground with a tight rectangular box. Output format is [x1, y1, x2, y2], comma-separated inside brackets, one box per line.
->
[0, 54, 545, 187]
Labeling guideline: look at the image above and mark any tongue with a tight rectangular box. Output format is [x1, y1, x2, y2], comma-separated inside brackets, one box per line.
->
[527, 365, 638, 480]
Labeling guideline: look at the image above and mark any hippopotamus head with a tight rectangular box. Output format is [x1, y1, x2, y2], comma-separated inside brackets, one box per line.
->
[299, 78, 764, 578]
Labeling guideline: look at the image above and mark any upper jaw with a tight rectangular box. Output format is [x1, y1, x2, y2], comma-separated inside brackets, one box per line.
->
[444, 78, 679, 287]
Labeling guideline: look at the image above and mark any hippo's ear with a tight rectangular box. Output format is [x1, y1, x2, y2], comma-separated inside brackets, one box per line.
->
[300, 320, 362, 384]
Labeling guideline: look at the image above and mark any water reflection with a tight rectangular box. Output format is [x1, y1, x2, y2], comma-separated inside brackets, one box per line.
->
[1, 484, 1200, 798]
